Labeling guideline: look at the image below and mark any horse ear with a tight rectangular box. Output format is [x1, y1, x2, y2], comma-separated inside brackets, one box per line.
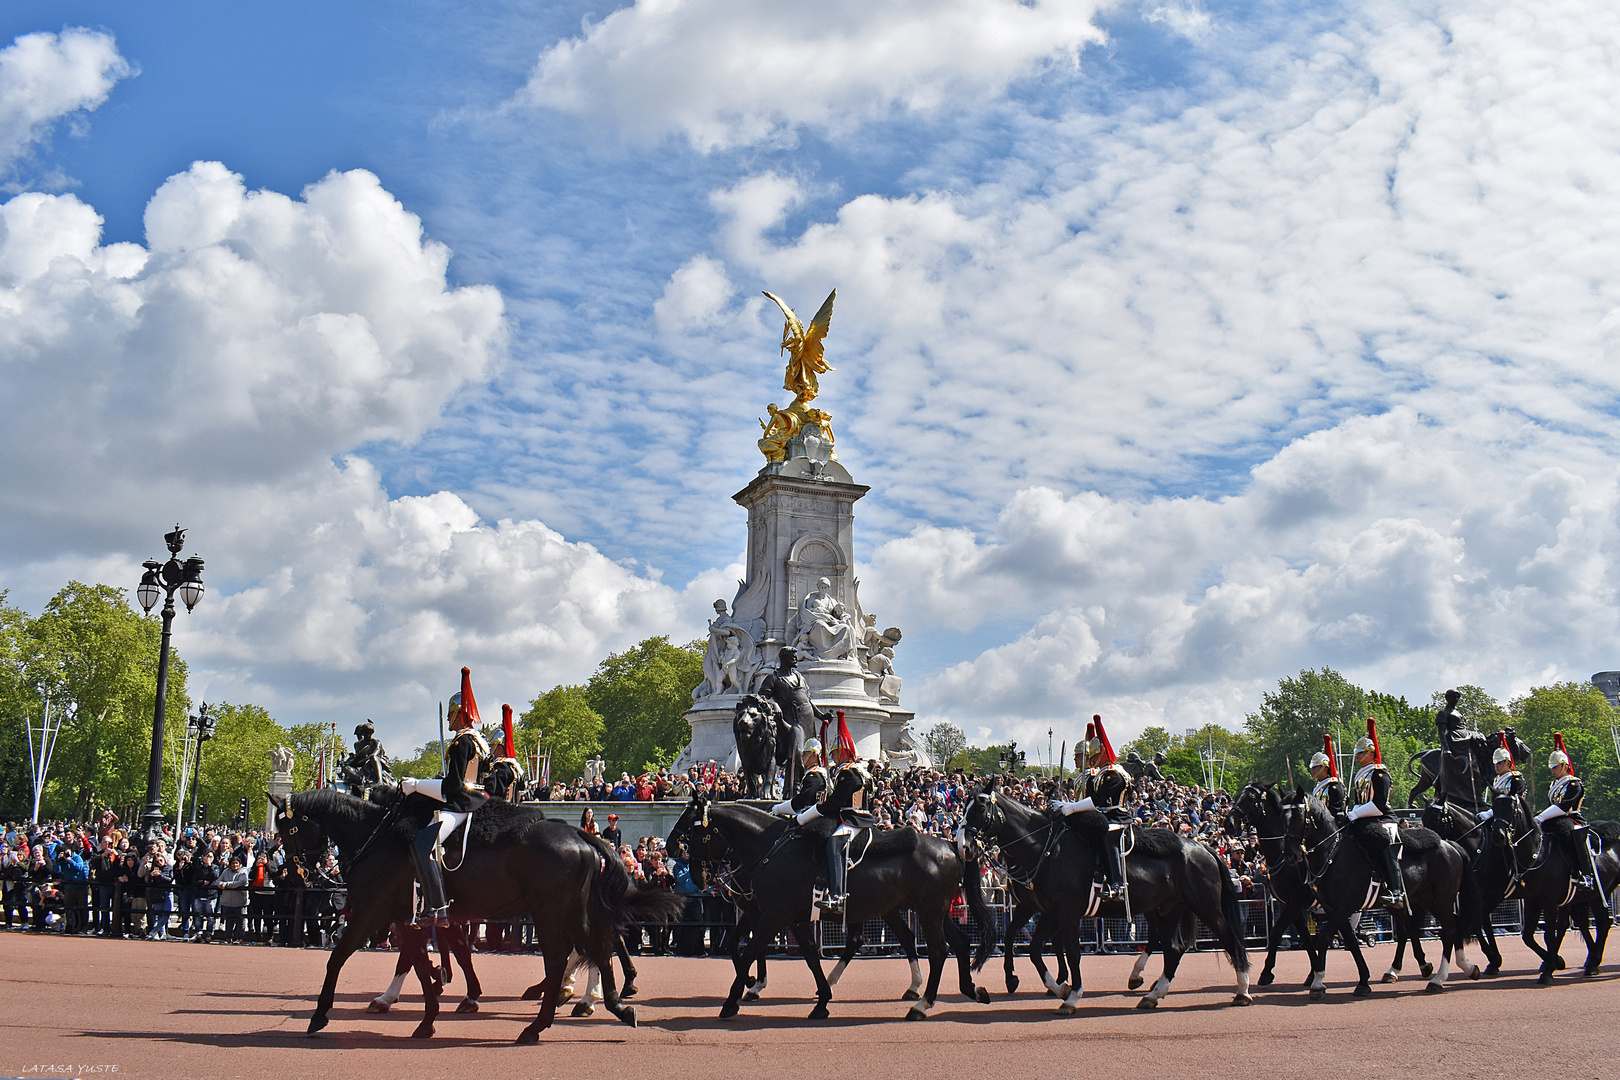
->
[267, 792, 287, 815]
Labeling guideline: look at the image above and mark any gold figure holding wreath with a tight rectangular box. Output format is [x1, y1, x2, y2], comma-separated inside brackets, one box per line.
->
[758, 288, 837, 462]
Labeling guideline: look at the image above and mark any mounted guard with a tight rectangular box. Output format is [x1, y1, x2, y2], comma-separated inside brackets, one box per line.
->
[398, 666, 491, 925]
[1347, 716, 1406, 911]
[1056, 714, 1132, 900]
[1474, 733, 1528, 881]
[771, 738, 828, 816]
[1307, 734, 1346, 820]
[1536, 733, 1607, 914]
[787, 712, 871, 913]
[484, 703, 527, 802]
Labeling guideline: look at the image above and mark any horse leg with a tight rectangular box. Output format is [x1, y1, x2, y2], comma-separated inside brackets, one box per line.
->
[617, 931, 639, 998]
[877, 910, 924, 1000]
[1585, 900, 1610, 976]
[1408, 914, 1434, 979]
[515, 942, 568, 1043]
[906, 916, 950, 1020]
[1050, 918, 1084, 1015]
[1029, 915, 1064, 998]
[721, 921, 773, 1019]
[1257, 899, 1288, 987]
[1341, 917, 1373, 997]
[1382, 914, 1406, 982]
[1136, 916, 1182, 1010]
[369, 928, 412, 1012]
[1479, 912, 1503, 976]
[450, 925, 482, 1013]
[308, 904, 389, 1034]
[1541, 908, 1571, 985]
[588, 937, 636, 1028]
[793, 919, 835, 1020]
[823, 928, 863, 991]
[570, 964, 600, 1018]
[405, 929, 443, 1038]
[1002, 906, 1033, 994]
[943, 914, 991, 1003]
[1521, 899, 1556, 982]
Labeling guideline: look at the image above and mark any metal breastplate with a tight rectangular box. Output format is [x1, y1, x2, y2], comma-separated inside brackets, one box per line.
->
[1352, 763, 1384, 805]
[1491, 771, 1518, 797]
[1311, 777, 1339, 803]
[1549, 774, 1580, 812]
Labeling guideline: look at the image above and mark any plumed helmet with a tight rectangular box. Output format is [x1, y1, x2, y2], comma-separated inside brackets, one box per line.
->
[802, 738, 823, 755]
[1085, 737, 1102, 756]
[1549, 749, 1570, 769]
[1492, 746, 1512, 766]
[1353, 735, 1376, 755]
[1309, 751, 1331, 771]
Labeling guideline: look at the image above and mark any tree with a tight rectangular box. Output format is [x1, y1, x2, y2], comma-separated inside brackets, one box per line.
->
[1244, 668, 1367, 788]
[923, 722, 967, 770]
[285, 722, 341, 790]
[23, 582, 189, 818]
[1509, 682, 1620, 821]
[587, 636, 703, 774]
[520, 685, 604, 784]
[0, 591, 33, 819]
[392, 742, 445, 781]
[1426, 685, 1511, 733]
[193, 703, 282, 828]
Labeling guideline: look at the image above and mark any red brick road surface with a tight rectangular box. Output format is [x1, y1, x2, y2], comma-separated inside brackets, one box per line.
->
[0, 931, 1614, 1079]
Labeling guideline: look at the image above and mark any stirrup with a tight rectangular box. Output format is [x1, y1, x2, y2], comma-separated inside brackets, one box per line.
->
[816, 893, 846, 913]
[415, 905, 451, 928]
[1102, 882, 1127, 900]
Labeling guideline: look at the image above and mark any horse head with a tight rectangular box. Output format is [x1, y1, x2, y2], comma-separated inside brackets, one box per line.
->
[962, 780, 1006, 860]
[271, 791, 330, 877]
[1278, 785, 1311, 868]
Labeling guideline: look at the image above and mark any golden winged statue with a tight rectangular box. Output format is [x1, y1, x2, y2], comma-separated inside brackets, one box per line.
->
[757, 288, 838, 463]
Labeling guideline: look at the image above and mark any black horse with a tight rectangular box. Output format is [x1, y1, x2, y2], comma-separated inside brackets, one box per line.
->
[273, 788, 680, 1042]
[1428, 796, 1618, 982]
[1226, 782, 1328, 988]
[667, 781, 994, 1020]
[962, 778, 1252, 1012]
[732, 694, 784, 800]
[366, 921, 484, 1016]
[1280, 788, 1479, 998]
[999, 887, 1072, 997]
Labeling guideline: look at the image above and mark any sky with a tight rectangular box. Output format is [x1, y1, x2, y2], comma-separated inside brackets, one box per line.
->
[2, 0, 1619, 761]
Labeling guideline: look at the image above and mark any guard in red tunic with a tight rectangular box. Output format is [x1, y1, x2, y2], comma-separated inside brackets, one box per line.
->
[1346, 716, 1405, 910]
[399, 667, 490, 925]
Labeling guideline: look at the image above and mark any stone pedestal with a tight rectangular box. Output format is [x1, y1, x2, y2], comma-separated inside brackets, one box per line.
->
[678, 444, 914, 772]
[266, 774, 293, 830]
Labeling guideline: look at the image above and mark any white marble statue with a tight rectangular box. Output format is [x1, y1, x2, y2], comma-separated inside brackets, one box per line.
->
[789, 576, 859, 661]
[694, 599, 765, 700]
[584, 756, 606, 786]
[885, 721, 932, 770]
[270, 745, 294, 777]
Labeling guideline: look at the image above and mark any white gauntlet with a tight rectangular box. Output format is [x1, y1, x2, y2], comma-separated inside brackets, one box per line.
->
[796, 805, 822, 825]
[770, 800, 793, 816]
[1347, 801, 1378, 821]
[1056, 798, 1095, 816]
[1536, 804, 1565, 823]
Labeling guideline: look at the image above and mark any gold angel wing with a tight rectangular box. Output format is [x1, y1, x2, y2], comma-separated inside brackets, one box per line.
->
[761, 291, 804, 350]
[799, 289, 835, 371]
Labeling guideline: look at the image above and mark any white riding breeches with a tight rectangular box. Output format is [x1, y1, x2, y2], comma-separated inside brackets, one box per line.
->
[434, 810, 471, 845]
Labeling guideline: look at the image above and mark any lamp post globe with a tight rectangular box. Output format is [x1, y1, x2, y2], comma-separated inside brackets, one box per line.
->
[138, 525, 204, 843]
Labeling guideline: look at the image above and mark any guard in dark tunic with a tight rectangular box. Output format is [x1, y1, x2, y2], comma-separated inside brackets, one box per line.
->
[1056, 715, 1131, 900]
[1536, 733, 1607, 913]
[1307, 734, 1347, 819]
[1347, 717, 1405, 910]
[399, 667, 490, 925]
[790, 752, 871, 914]
[1475, 735, 1527, 879]
[771, 738, 827, 816]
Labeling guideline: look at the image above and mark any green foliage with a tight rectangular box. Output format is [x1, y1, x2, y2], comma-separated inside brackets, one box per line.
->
[192, 703, 282, 827]
[1123, 724, 1253, 789]
[284, 722, 343, 790]
[392, 742, 445, 780]
[1509, 682, 1620, 820]
[923, 722, 968, 770]
[587, 636, 703, 774]
[519, 685, 603, 784]
[1244, 668, 1367, 789]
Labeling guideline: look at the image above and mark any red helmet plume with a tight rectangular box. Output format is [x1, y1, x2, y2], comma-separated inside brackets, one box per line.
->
[449, 666, 482, 728]
[1365, 716, 1383, 765]
[1322, 733, 1339, 778]
[833, 708, 857, 764]
[1092, 714, 1117, 767]
[501, 703, 516, 760]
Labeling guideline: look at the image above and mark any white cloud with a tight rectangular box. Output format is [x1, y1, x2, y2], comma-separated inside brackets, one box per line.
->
[0, 28, 132, 173]
[520, 0, 1109, 149]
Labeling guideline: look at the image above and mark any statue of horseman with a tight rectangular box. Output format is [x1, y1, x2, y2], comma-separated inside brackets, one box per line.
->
[398, 666, 492, 925]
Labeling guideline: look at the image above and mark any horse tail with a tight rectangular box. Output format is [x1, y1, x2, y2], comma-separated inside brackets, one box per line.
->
[962, 851, 997, 972]
[1216, 862, 1251, 974]
[1454, 849, 1485, 946]
[582, 831, 686, 933]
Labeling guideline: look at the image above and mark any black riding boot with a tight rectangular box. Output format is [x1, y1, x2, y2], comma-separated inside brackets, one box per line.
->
[820, 834, 849, 912]
[1576, 830, 1609, 913]
[1380, 845, 1406, 909]
[412, 824, 450, 926]
[1103, 829, 1127, 900]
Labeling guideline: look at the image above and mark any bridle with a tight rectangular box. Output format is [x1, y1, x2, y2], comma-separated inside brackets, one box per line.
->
[964, 790, 1057, 888]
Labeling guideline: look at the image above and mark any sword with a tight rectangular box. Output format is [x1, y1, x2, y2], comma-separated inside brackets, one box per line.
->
[438, 702, 447, 775]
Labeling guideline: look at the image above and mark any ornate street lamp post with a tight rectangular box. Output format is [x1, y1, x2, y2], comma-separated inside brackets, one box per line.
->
[136, 525, 205, 841]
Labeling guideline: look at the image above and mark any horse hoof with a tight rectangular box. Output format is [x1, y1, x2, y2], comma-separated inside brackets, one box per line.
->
[1419, 963, 1434, 979]
[905, 1005, 927, 1021]
[521, 983, 544, 1001]
[1554, 957, 1567, 971]
[1308, 987, 1325, 1002]
[719, 1001, 740, 1020]
[809, 1003, 830, 1021]
[410, 1022, 434, 1039]
[515, 1028, 540, 1045]
[1424, 981, 1444, 994]
[1005, 974, 1019, 994]
[306, 1014, 328, 1035]
[367, 999, 391, 1013]
[618, 1007, 638, 1028]
[570, 1003, 594, 1018]
[1232, 993, 1253, 1007]
[1056, 1001, 1077, 1015]
[1128, 976, 1144, 991]
[1537, 972, 1555, 986]
[901, 989, 921, 1001]
[621, 983, 638, 999]
[1483, 964, 1501, 978]
[558, 987, 575, 1003]
[456, 998, 479, 1014]
[1136, 996, 1159, 1010]
[1380, 972, 1397, 983]
[742, 990, 760, 1002]
[1467, 966, 1482, 981]
[1256, 971, 1274, 987]
[975, 986, 991, 1005]
[1352, 983, 1372, 998]
[1055, 983, 1070, 1000]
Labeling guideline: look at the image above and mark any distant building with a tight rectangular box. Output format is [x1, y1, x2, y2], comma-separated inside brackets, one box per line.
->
[1591, 671, 1620, 708]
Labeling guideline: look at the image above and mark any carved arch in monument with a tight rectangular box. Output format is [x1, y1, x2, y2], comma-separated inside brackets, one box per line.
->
[786, 532, 848, 609]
